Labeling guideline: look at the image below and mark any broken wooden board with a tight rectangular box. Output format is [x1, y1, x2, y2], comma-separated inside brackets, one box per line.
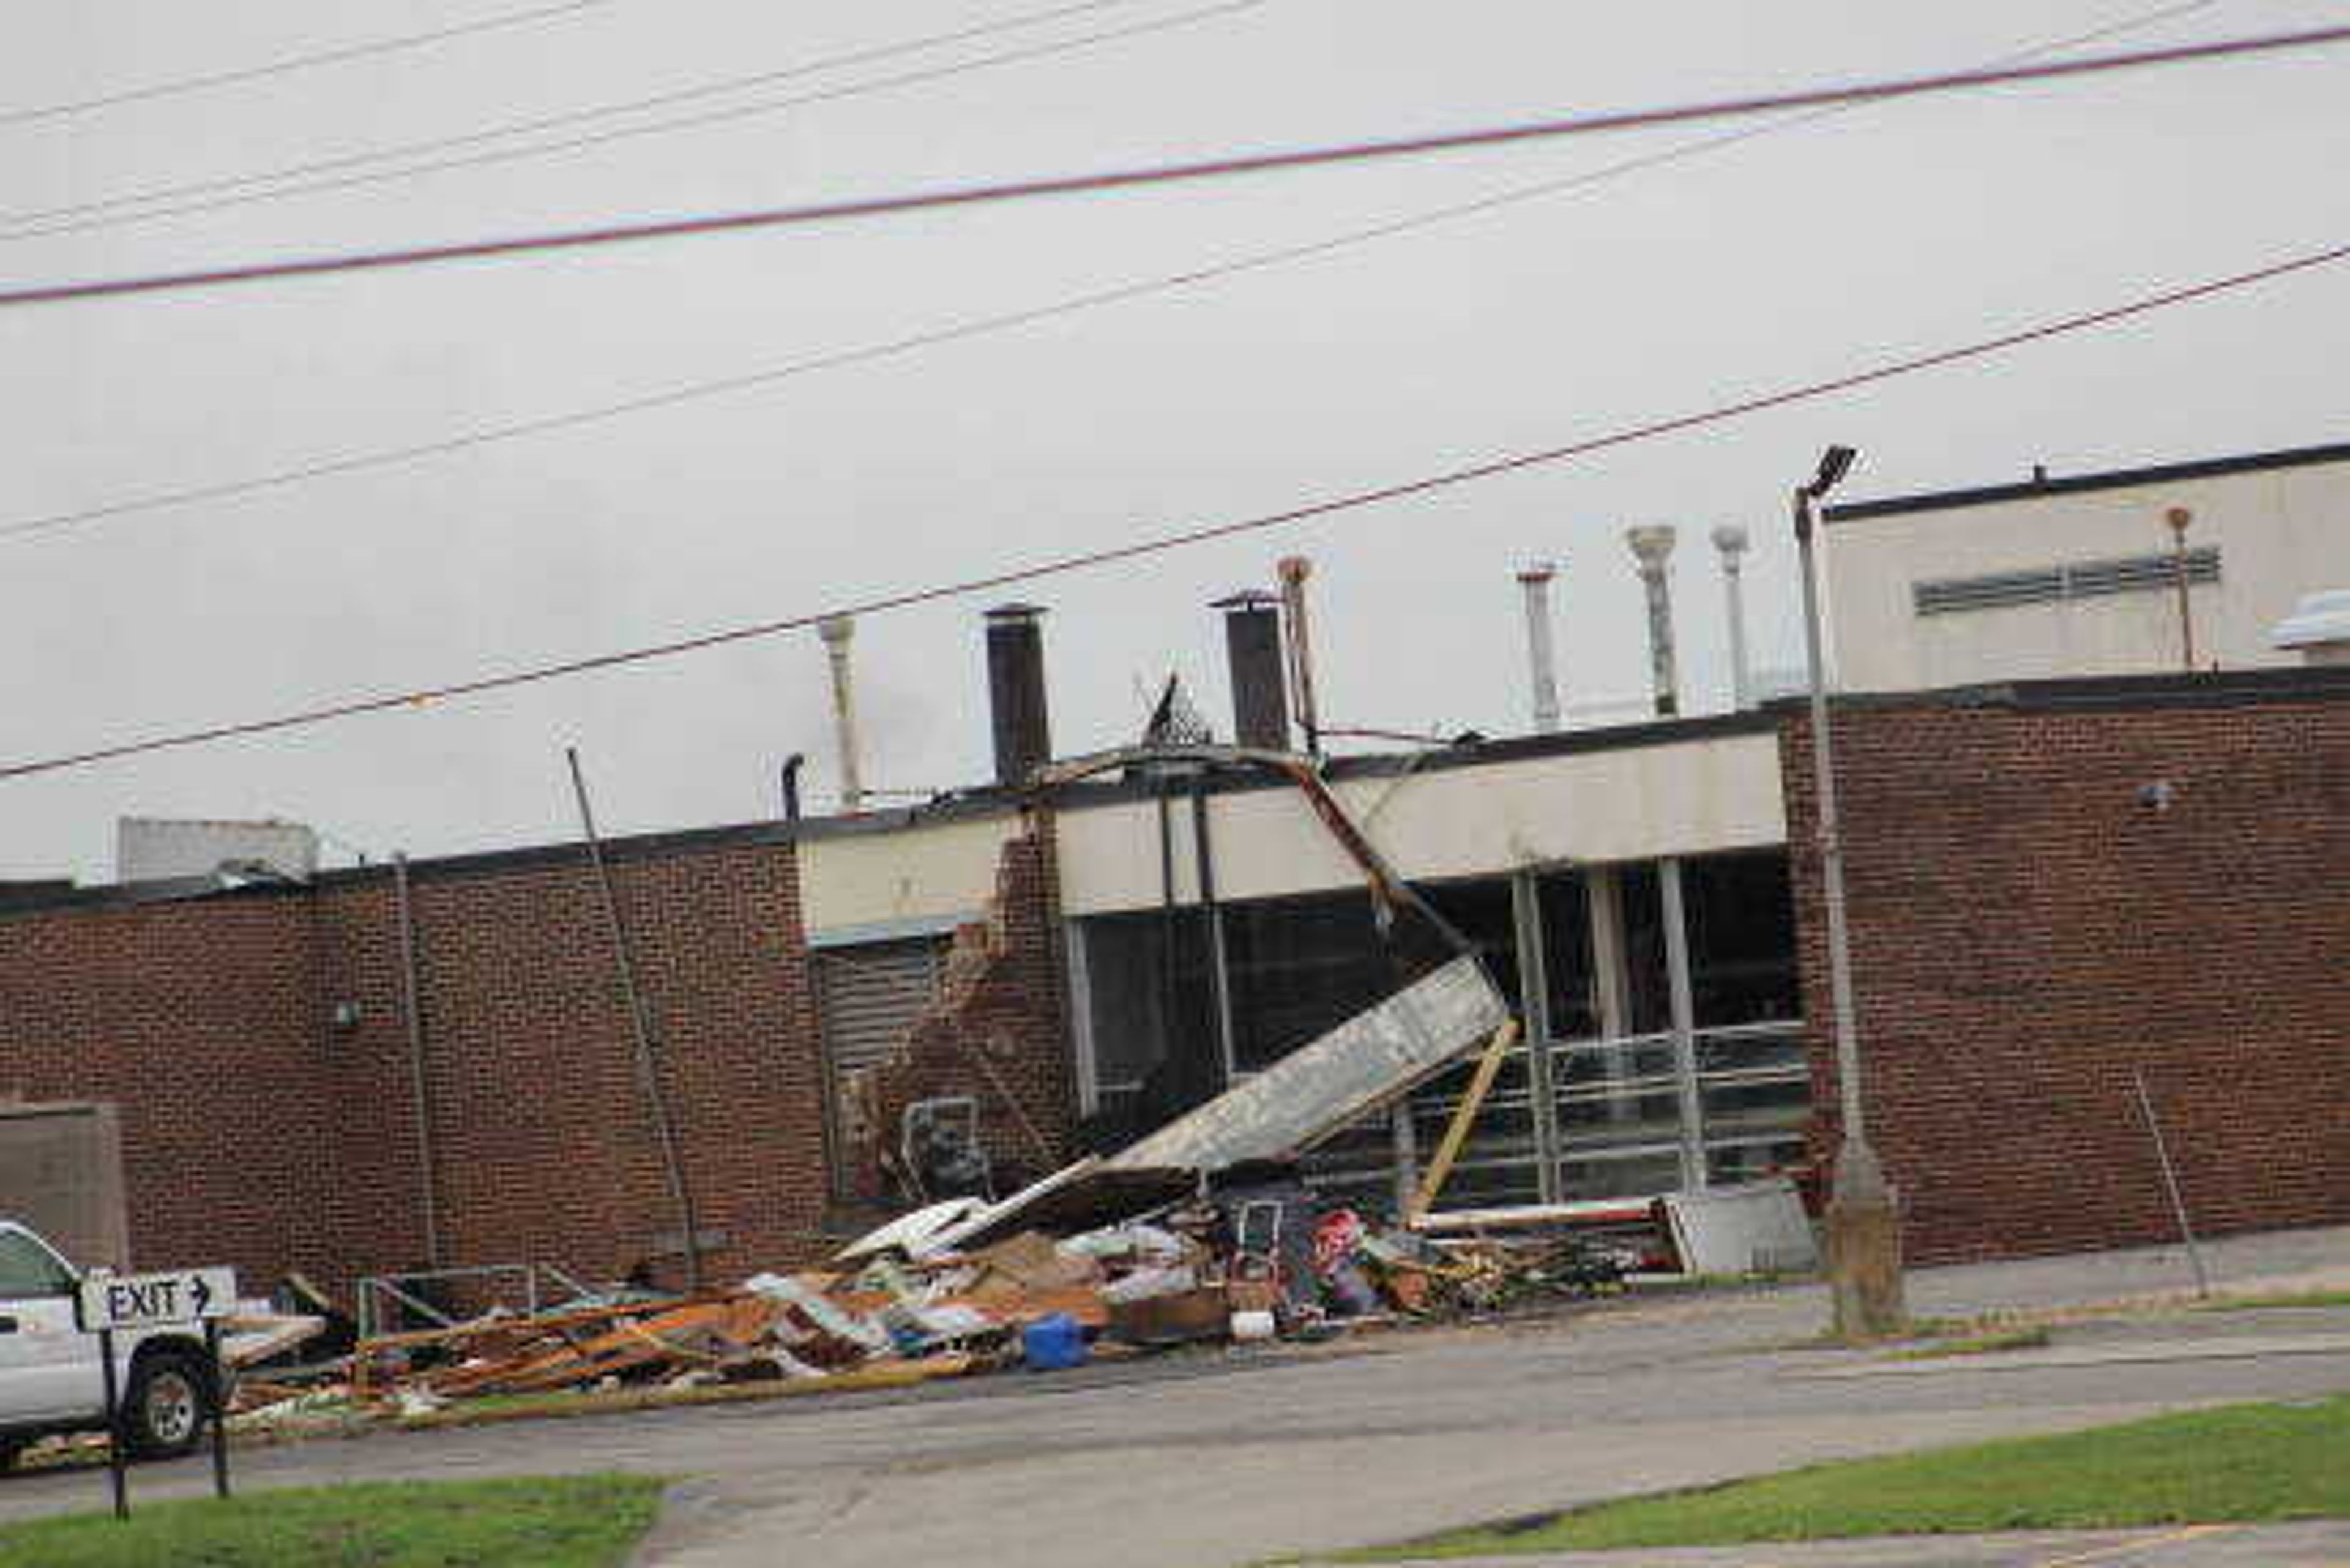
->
[1109, 955, 1512, 1172]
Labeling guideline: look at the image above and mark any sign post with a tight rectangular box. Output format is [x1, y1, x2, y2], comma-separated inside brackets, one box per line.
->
[73, 1266, 238, 1518]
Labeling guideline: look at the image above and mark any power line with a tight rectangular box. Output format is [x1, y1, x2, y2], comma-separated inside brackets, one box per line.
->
[4, 24, 2341, 312]
[0, 0, 2226, 548]
[0, 1, 633, 130]
[0, 0, 1255, 241]
[4, 236, 2339, 783]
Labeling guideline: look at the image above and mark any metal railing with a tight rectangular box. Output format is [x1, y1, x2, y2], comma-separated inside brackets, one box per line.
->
[356, 1261, 603, 1342]
[1303, 1018, 1811, 1215]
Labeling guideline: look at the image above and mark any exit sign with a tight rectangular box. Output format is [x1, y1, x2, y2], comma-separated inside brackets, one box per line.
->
[75, 1268, 237, 1334]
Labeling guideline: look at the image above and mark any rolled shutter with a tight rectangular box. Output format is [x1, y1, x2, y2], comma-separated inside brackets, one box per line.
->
[816, 939, 945, 1075]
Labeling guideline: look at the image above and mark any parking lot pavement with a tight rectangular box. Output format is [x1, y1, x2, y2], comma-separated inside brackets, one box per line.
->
[1, 1225, 2342, 1567]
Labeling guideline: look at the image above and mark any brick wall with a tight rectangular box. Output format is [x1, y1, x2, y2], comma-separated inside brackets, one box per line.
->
[0, 815, 1079, 1301]
[840, 806, 1078, 1203]
[0, 894, 343, 1289]
[1780, 680, 2350, 1263]
[310, 836, 835, 1296]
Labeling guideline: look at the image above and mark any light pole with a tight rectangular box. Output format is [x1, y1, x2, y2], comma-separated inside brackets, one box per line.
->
[1792, 444, 1907, 1340]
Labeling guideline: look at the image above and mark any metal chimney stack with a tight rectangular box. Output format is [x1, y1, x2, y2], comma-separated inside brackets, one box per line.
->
[1214, 591, 1291, 751]
[984, 603, 1052, 786]
[1626, 525, 1680, 718]
[1518, 562, 1563, 734]
[815, 615, 865, 812]
[1275, 556, 1322, 757]
[1710, 525, 1753, 711]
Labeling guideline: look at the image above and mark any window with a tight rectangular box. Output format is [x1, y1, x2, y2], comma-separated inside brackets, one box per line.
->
[1682, 853, 1801, 1028]
[1535, 872, 1600, 1040]
[0, 1231, 75, 1297]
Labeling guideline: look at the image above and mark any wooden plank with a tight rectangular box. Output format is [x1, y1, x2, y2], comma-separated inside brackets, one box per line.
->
[1406, 1018, 1521, 1223]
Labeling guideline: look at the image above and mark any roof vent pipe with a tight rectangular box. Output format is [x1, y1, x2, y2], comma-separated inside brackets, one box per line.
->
[1517, 564, 1562, 734]
[1626, 525, 1681, 717]
[1275, 556, 1323, 758]
[1214, 590, 1291, 750]
[1710, 525, 1753, 711]
[985, 603, 1053, 786]
[815, 616, 864, 812]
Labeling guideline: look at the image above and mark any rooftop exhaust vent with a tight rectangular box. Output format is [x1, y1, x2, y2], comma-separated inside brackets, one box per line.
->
[1914, 548, 2218, 618]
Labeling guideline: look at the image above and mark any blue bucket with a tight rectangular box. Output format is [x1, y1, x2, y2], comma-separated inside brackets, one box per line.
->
[1021, 1312, 1088, 1371]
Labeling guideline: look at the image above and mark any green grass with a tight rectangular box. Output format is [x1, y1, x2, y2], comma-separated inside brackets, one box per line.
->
[2198, 1288, 2350, 1312]
[0, 1474, 663, 1567]
[1883, 1326, 2052, 1361]
[1340, 1395, 2350, 1559]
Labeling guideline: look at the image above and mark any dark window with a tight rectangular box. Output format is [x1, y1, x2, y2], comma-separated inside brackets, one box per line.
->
[1682, 852, 1800, 1028]
[1078, 907, 1217, 1107]
[1223, 893, 1395, 1072]
[1535, 872, 1600, 1039]
[1619, 862, 1673, 1036]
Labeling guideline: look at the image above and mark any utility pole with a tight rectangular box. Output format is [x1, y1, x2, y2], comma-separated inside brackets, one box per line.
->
[1792, 445, 1906, 1341]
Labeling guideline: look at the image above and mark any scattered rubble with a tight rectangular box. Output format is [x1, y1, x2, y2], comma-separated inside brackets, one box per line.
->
[217, 1162, 1665, 1435]
[212, 966, 1795, 1436]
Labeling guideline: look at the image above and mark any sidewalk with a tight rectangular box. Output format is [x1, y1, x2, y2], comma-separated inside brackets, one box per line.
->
[1368, 1520, 2350, 1567]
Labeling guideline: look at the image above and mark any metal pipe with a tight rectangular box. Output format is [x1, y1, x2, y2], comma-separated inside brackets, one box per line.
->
[392, 853, 442, 1269]
[1275, 556, 1322, 757]
[2132, 1069, 2210, 1296]
[1190, 777, 1238, 1088]
[566, 747, 703, 1291]
[1711, 525, 1753, 711]
[1626, 525, 1680, 717]
[1215, 590, 1291, 751]
[816, 616, 864, 811]
[780, 753, 805, 825]
[985, 603, 1053, 786]
[1156, 779, 1180, 1093]
[1518, 564, 1563, 734]
[1659, 857, 1707, 1192]
[2166, 507, 2197, 671]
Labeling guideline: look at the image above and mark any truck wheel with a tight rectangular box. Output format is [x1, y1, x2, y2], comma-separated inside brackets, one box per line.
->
[0, 1439, 24, 1473]
[123, 1350, 213, 1461]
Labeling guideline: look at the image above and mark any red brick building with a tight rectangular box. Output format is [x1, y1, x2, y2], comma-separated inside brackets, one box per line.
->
[1780, 667, 2350, 1263]
[0, 817, 1070, 1299]
[2, 667, 2344, 1297]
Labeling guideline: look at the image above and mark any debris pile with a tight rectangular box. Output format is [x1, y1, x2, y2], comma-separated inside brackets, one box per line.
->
[223, 1152, 1649, 1435]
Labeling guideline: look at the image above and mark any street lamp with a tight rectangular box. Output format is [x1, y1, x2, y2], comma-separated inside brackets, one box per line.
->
[1792, 444, 1907, 1340]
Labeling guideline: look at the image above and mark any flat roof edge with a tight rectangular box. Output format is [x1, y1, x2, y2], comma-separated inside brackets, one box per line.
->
[1823, 439, 2350, 523]
[1763, 663, 2350, 715]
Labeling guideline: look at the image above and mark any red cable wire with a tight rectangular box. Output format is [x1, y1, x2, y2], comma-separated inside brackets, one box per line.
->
[3, 24, 2343, 310]
[4, 237, 2340, 782]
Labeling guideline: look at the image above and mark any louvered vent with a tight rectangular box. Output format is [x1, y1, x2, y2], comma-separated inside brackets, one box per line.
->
[1914, 548, 2219, 617]
[816, 938, 946, 1075]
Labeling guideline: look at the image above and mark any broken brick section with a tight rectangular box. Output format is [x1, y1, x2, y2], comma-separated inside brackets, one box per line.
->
[1779, 674, 2350, 1265]
[840, 807, 1077, 1204]
[0, 818, 1076, 1301]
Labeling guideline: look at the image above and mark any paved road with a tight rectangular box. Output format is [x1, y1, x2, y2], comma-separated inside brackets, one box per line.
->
[1, 1226, 2343, 1567]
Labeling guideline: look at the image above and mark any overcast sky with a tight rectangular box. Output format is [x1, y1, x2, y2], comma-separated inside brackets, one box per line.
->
[2, 0, 2343, 883]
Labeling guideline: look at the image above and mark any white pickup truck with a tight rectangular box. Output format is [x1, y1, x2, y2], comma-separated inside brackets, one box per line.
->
[0, 1220, 222, 1469]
